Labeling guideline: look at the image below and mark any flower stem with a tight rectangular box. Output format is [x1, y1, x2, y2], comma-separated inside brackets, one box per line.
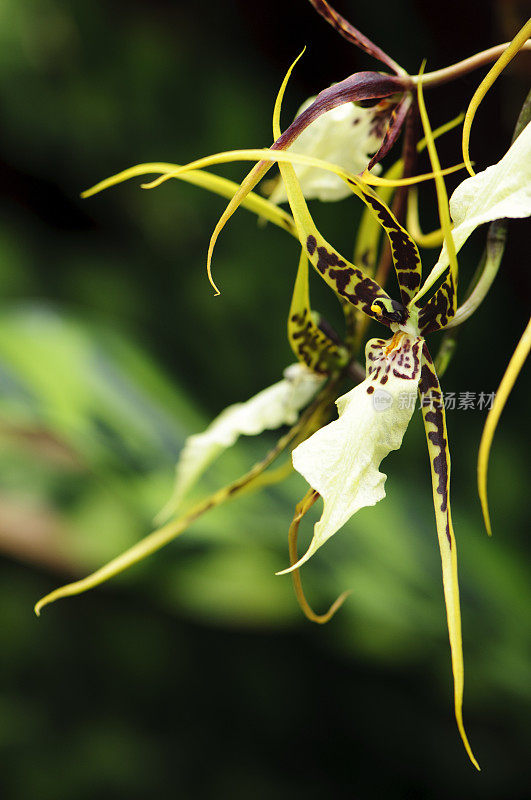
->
[412, 40, 531, 89]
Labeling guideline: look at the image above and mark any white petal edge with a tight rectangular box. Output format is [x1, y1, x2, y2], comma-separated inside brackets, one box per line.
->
[279, 335, 423, 574]
[430, 121, 531, 275]
[159, 364, 325, 519]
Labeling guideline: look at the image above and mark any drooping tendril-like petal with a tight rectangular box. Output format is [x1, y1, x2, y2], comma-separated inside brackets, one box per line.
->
[418, 344, 479, 770]
[194, 66, 406, 292]
[136, 146, 446, 297]
[81, 163, 297, 237]
[462, 19, 531, 176]
[478, 318, 531, 537]
[278, 333, 422, 574]
[287, 488, 351, 623]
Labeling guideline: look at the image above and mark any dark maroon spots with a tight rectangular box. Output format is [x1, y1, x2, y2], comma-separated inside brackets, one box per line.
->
[399, 270, 421, 290]
[306, 235, 317, 255]
[328, 266, 355, 294]
[419, 344, 452, 546]
[418, 363, 439, 396]
[419, 273, 457, 334]
[367, 385, 375, 394]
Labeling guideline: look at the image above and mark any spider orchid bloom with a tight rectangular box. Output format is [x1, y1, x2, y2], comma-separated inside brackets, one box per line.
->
[259, 61, 481, 767]
[288, 118, 531, 571]
[271, 55, 530, 768]
[34, 5, 531, 773]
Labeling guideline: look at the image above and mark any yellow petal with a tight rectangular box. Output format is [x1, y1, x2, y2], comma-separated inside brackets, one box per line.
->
[410, 66, 459, 309]
[462, 19, 531, 176]
[361, 161, 466, 187]
[288, 249, 348, 373]
[81, 162, 297, 237]
[478, 317, 531, 536]
[419, 345, 479, 770]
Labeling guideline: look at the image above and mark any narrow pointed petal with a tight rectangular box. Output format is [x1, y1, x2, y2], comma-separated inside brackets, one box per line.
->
[462, 19, 531, 176]
[478, 317, 531, 536]
[278, 333, 422, 573]
[410, 70, 459, 325]
[344, 174, 423, 305]
[418, 345, 479, 770]
[160, 365, 325, 518]
[288, 249, 349, 372]
[307, 0, 407, 75]
[82, 163, 297, 237]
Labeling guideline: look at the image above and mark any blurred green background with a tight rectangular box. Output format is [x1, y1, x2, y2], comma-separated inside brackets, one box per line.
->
[0, 1, 530, 798]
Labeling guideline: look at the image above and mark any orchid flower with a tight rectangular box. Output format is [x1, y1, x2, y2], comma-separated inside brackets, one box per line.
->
[34, 0, 531, 773]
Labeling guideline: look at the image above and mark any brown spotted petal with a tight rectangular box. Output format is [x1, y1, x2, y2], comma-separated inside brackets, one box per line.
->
[288, 249, 349, 373]
[418, 270, 457, 334]
[343, 176, 422, 306]
[307, 0, 406, 75]
[275, 132, 406, 325]
[418, 344, 479, 769]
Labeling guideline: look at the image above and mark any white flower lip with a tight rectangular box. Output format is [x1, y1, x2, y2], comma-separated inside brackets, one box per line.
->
[279, 334, 423, 573]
